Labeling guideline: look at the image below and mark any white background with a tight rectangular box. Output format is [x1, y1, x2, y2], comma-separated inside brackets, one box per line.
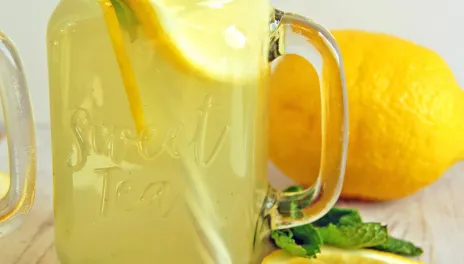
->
[0, 0, 463, 124]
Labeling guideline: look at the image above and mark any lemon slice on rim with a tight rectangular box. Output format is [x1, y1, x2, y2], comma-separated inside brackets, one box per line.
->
[262, 247, 424, 264]
[118, 0, 271, 80]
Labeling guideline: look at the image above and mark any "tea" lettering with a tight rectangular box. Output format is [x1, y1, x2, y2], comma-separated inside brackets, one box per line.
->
[95, 167, 179, 218]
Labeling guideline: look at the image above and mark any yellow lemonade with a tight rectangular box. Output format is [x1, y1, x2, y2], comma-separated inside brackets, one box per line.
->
[47, 0, 271, 263]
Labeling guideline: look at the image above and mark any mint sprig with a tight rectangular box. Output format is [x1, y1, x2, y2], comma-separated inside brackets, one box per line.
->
[271, 186, 423, 259]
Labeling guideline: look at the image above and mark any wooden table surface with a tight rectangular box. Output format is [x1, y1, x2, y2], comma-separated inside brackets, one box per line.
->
[0, 127, 463, 264]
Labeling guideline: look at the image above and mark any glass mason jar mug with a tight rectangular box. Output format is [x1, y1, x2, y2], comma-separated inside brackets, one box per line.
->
[2, 1, 349, 264]
[46, 1, 348, 264]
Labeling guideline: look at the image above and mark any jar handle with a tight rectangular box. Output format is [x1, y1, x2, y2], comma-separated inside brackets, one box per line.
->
[0, 32, 37, 236]
[268, 9, 349, 229]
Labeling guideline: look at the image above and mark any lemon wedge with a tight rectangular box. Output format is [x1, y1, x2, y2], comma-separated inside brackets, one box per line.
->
[147, 0, 271, 80]
[112, 0, 271, 80]
[262, 247, 424, 264]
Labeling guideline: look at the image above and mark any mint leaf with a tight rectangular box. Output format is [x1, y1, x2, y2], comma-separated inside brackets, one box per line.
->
[271, 230, 308, 257]
[291, 225, 322, 257]
[371, 236, 424, 257]
[110, 0, 139, 41]
[314, 207, 362, 227]
[318, 223, 388, 248]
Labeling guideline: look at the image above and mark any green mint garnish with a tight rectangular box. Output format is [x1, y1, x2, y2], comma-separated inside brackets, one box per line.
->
[317, 223, 388, 248]
[271, 230, 310, 258]
[291, 224, 323, 258]
[313, 207, 363, 227]
[371, 236, 424, 257]
[270, 185, 424, 259]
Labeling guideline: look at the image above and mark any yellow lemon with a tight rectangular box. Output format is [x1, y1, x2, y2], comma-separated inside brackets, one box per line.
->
[269, 30, 464, 201]
[262, 247, 423, 264]
[100, 0, 269, 80]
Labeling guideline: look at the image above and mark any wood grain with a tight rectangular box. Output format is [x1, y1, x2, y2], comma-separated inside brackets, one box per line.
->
[0, 128, 463, 263]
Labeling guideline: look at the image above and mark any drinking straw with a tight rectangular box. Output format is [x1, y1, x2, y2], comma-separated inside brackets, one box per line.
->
[99, 0, 146, 132]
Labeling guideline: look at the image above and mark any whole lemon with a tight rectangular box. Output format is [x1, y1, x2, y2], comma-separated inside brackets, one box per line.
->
[269, 30, 464, 201]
